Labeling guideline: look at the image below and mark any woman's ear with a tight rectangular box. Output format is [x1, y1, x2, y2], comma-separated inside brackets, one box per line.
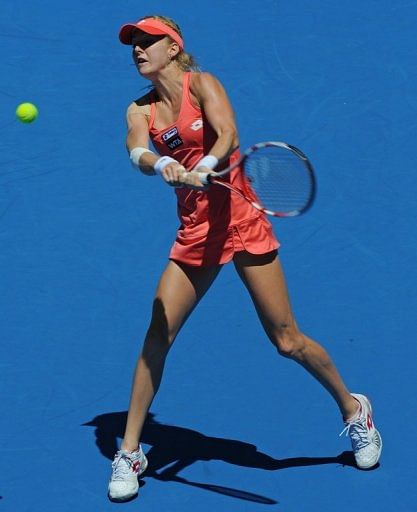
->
[169, 42, 180, 59]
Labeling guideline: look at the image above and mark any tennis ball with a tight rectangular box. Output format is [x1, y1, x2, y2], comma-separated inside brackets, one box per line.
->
[16, 102, 38, 123]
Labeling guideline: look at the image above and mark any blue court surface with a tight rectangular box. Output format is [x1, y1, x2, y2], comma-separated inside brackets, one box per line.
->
[1, 1, 417, 510]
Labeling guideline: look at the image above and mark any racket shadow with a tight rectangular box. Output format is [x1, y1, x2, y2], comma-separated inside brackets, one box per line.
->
[83, 411, 357, 504]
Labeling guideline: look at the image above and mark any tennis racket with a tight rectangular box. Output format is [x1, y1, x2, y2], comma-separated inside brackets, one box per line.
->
[197, 141, 316, 217]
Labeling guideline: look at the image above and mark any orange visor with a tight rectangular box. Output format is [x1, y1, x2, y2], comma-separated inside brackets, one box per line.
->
[119, 18, 184, 50]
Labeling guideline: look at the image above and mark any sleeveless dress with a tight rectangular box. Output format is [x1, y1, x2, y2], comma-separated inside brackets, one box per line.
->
[148, 72, 279, 266]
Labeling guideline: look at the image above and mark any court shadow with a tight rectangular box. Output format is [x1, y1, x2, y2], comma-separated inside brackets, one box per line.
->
[83, 411, 359, 504]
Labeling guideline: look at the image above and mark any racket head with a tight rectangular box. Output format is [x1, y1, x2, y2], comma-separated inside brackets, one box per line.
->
[239, 141, 316, 217]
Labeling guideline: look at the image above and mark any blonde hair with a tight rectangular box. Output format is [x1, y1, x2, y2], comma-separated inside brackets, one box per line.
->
[142, 15, 200, 71]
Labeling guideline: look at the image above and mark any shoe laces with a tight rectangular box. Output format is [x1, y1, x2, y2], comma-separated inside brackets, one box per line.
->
[111, 451, 136, 481]
[339, 416, 369, 451]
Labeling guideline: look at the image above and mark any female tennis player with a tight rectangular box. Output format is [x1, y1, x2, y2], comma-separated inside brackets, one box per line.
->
[108, 15, 382, 501]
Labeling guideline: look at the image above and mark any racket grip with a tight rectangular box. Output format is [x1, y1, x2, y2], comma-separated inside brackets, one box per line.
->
[196, 172, 211, 185]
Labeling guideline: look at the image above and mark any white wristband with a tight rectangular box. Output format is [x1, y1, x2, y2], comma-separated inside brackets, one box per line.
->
[154, 156, 178, 175]
[130, 147, 153, 167]
[195, 155, 218, 170]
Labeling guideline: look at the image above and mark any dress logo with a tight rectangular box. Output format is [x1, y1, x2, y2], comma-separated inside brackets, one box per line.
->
[162, 126, 183, 150]
[190, 119, 203, 131]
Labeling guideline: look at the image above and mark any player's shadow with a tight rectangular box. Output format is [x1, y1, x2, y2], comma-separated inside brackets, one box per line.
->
[83, 411, 359, 504]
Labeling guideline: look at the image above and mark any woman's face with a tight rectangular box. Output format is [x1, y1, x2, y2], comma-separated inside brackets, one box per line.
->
[131, 30, 173, 77]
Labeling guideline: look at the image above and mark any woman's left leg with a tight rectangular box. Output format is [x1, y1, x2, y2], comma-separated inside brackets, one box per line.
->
[233, 250, 359, 420]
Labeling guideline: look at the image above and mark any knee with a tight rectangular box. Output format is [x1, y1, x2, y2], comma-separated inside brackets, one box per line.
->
[270, 325, 306, 359]
[142, 296, 182, 359]
[143, 321, 174, 356]
[145, 299, 177, 346]
[142, 321, 173, 361]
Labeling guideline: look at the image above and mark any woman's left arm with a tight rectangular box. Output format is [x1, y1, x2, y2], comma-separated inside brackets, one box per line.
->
[191, 72, 240, 163]
[178, 72, 239, 188]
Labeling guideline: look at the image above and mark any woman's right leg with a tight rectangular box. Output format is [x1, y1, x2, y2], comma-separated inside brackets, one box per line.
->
[121, 260, 222, 451]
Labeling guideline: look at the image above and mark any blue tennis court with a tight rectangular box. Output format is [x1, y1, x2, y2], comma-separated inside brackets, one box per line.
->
[1, 1, 416, 510]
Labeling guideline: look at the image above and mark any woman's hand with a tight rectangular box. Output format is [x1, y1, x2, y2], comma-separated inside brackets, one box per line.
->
[178, 166, 214, 190]
[160, 161, 187, 187]
[159, 160, 213, 190]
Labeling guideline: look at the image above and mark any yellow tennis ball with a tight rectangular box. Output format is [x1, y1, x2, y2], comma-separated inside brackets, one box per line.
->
[16, 102, 38, 123]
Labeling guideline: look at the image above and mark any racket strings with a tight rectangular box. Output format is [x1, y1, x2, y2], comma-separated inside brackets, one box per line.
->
[244, 146, 313, 214]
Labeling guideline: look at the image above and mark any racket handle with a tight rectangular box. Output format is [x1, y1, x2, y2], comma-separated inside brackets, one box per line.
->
[196, 172, 211, 185]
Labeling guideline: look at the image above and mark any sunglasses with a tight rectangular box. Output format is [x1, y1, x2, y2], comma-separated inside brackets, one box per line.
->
[131, 33, 166, 50]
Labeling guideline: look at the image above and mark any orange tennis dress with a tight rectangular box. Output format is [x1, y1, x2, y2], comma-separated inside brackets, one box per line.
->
[148, 72, 279, 266]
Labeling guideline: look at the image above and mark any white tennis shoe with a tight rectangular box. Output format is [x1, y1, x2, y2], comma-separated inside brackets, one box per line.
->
[340, 393, 382, 469]
[108, 445, 148, 501]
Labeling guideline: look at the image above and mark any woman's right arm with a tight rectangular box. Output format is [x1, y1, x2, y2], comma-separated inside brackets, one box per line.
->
[126, 102, 158, 176]
[126, 102, 186, 184]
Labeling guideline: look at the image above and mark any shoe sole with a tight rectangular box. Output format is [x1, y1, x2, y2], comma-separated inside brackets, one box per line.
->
[108, 492, 138, 503]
